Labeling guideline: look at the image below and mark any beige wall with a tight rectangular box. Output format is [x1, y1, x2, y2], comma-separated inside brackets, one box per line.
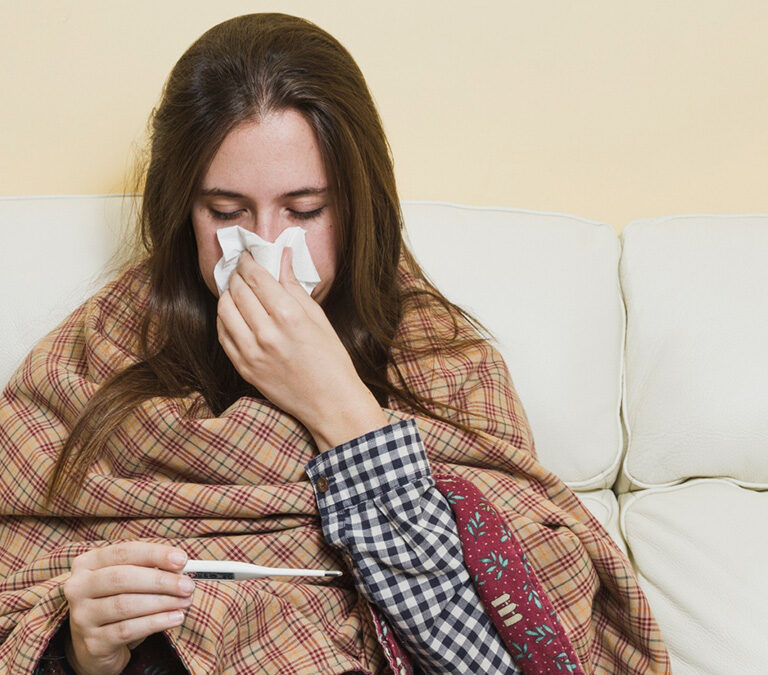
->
[1, 0, 766, 232]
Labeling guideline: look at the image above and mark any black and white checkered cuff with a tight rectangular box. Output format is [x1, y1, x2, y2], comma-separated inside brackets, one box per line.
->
[305, 418, 433, 511]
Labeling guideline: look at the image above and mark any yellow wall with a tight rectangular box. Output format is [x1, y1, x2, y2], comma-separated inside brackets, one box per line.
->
[2, 0, 767, 232]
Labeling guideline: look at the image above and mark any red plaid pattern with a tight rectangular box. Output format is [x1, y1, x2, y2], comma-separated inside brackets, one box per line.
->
[0, 258, 671, 673]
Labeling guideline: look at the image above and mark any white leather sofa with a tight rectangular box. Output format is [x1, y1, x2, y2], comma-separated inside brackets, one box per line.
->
[1, 195, 766, 674]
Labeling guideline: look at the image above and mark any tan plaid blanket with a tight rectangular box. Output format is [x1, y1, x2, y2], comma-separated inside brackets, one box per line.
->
[0, 260, 671, 673]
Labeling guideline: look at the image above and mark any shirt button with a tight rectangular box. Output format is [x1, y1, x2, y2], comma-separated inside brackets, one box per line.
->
[316, 476, 330, 493]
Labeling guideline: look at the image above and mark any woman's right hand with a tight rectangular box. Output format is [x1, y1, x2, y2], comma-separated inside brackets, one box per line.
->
[62, 542, 195, 675]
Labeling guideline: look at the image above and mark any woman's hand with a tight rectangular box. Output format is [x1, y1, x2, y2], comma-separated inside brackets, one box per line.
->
[216, 247, 387, 450]
[62, 543, 194, 675]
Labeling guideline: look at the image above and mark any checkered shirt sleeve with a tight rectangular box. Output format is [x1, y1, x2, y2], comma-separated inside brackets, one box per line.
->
[305, 418, 520, 675]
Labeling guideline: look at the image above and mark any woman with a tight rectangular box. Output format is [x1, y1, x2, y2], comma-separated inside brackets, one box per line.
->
[0, 13, 671, 675]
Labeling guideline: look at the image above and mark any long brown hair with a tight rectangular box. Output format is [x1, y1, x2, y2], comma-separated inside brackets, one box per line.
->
[43, 13, 496, 510]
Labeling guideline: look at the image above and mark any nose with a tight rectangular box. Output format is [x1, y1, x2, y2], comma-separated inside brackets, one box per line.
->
[247, 208, 284, 243]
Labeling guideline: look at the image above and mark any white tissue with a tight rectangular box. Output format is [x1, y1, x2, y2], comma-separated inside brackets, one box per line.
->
[213, 225, 321, 297]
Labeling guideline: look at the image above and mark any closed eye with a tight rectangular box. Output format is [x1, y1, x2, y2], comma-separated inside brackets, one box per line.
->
[209, 208, 243, 221]
[208, 206, 326, 221]
[289, 206, 325, 221]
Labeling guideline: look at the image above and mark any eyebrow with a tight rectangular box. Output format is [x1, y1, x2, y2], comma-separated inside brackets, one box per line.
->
[199, 186, 328, 199]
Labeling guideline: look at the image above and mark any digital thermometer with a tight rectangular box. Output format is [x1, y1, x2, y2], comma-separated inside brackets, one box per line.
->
[180, 559, 343, 580]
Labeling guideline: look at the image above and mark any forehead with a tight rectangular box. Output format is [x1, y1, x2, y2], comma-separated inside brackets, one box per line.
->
[201, 109, 327, 195]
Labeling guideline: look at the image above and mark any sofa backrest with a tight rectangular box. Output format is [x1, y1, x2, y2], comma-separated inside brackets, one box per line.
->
[0, 196, 129, 380]
[8, 197, 765, 495]
[0, 195, 629, 491]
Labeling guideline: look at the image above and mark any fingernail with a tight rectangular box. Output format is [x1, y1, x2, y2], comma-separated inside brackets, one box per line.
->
[179, 576, 195, 594]
[168, 550, 187, 567]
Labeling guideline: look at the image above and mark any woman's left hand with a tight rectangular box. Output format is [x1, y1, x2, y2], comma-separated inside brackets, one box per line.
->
[216, 248, 388, 450]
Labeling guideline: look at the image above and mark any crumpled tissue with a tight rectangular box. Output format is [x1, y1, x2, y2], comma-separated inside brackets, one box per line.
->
[213, 225, 321, 297]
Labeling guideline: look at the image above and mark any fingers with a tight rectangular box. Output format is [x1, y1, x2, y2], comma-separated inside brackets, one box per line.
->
[97, 609, 186, 652]
[73, 542, 187, 573]
[227, 270, 270, 333]
[216, 314, 238, 360]
[218, 283, 262, 348]
[234, 250, 299, 321]
[218, 285, 283, 363]
[278, 247, 328, 323]
[64, 563, 194, 637]
[278, 247, 311, 302]
[279, 246, 298, 286]
[85, 564, 195, 599]
[64, 543, 193, 667]
[90, 591, 194, 627]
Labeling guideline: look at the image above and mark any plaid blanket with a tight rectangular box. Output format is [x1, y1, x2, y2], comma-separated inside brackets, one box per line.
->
[0, 259, 672, 673]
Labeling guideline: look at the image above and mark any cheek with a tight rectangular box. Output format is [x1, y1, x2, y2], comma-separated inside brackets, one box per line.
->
[191, 217, 224, 291]
[305, 223, 337, 281]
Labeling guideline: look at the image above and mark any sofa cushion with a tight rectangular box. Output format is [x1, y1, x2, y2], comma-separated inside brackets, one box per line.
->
[617, 214, 768, 490]
[619, 479, 768, 674]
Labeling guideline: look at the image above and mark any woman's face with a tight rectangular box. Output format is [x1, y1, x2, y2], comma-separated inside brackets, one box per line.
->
[190, 108, 337, 303]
